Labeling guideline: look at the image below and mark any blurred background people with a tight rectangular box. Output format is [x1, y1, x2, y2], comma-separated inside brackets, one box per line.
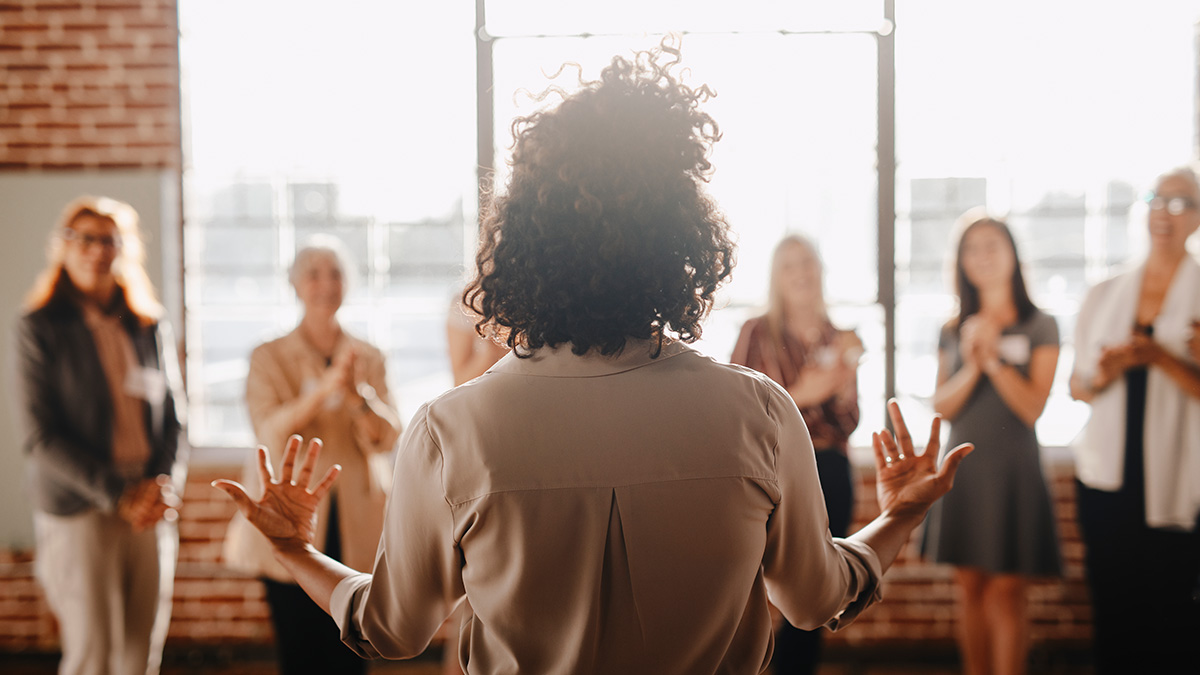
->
[923, 210, 1061, 675]
[221, 235, 402, 675]
[17, 195, 186, 675]
[213, 44, 971, 674]
[1069, 167, 1200, 673]
[730, 233, 862, 675]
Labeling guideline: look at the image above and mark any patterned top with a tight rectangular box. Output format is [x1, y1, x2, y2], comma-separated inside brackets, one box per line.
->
[731, 316, 860, 453]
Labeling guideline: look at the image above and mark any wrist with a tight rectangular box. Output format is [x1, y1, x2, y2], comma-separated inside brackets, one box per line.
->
[878, 504, 928, 530]
[271, 539, 317, 558]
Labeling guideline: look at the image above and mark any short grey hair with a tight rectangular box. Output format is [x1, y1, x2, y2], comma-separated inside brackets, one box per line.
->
[289, 234, 356, 291]
[1156, 165, 1200, 197]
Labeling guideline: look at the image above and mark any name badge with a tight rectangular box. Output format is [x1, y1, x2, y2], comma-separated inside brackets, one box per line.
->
[125, 366, 167, 402]
[997, 335, 1031, 366]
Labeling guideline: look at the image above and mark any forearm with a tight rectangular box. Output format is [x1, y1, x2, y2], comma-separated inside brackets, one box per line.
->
[983, 362, 1049, 427]
[272, 542, 361, 616]
[1151, 350, 1200, 399]
[931, 364, 981, 420]
[256, 386, 329, 442]
[846, 508, 927, 573]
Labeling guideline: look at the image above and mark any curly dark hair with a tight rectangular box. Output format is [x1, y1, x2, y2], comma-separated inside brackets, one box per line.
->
[465, 42, 735, 357]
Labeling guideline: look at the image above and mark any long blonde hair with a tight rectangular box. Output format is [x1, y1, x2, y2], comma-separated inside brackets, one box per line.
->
[765, 234, 828, 350]
[24, 195, 162, 326]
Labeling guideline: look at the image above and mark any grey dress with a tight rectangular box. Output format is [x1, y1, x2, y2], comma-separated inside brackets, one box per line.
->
[922, 310, 1063, 576]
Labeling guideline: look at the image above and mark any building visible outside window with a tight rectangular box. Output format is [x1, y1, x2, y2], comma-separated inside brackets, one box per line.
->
[179, 1, 1199, 453]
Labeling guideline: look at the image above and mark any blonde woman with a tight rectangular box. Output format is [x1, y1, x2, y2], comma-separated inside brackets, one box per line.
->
[222, 236, 402, 674]
[731, 234, 862, 675]
[17, 196, 185, 675]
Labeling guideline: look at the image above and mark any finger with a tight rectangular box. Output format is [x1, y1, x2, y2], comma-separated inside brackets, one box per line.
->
[878, 428, 898, 458]
[255, 446, 275, 489]
[296, 438, 323, 488]
[936, 443, 975, 483]
[922, 415, 943, 460]
[310, 464, 342, 500]
[871, 432, 889, 468]
[211, 479, 257, 515]
[886, 399, 913, 453]
[280, 435, 302, 485]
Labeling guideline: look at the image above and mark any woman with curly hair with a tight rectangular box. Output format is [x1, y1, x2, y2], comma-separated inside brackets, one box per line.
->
[215, 43, 971, 673]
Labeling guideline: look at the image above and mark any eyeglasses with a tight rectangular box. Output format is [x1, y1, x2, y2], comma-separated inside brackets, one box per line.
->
[1144, 193, 1198, 216]
[61, 229, 123, 250]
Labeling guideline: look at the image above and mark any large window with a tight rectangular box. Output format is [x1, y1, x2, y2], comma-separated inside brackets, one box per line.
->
[180, 2, 1199, 452]
[485, 3, 889, 446]
[180, 2, 476, 447]
[893, 0, 1200, 447]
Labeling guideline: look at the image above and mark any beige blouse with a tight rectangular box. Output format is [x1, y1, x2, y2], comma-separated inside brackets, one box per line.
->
[223, 328, 401, 581]
[80, 303, 152, 476]
[330, 340, 882, 673]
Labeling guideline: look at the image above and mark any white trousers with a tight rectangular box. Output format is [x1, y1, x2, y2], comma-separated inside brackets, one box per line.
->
[33, 510, 177, 675]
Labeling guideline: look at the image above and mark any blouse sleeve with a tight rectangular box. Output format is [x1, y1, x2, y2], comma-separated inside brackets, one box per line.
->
[352, 345, 402, 455]
[730, 318, 758, 368]
[330, 404, 464, 659]
[1030, 311, 1061, 349]
[759, 381, 882, 630]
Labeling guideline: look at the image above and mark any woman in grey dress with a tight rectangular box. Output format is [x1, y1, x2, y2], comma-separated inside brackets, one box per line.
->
[924, 209, 1062, 675]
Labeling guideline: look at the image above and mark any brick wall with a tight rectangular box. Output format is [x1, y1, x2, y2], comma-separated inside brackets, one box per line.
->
[826, 462, 1092, 650]
[0, 0, 181, 170]
[0, 459, 1094, 657]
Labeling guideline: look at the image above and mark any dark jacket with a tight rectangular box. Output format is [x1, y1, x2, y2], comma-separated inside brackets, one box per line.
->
[16, 290, 186, 516]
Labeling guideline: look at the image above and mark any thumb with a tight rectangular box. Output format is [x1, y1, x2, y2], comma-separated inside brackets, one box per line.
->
[211, 479, 256, 514]
[936, 443, 974, 483]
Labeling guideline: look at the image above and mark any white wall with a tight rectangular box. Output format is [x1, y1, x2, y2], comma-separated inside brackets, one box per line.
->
[0, 171, 179, 548]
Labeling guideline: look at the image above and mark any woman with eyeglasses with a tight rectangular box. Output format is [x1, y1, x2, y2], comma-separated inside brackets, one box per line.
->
[731, 234, 862, 675]
[17, 196, 186, 675]
[922, 209, 1062, 675]
[1069, 166, 1200, 673]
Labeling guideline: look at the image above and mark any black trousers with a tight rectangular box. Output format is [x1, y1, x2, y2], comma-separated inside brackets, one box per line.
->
[1076, 480, 1200, 675]
[771, 449, 855, 675]
[262, 495, 367, 675]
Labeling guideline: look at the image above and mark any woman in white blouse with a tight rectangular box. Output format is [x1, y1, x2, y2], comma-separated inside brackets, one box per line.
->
[214, 43, 971, 674]
[1069, 166, 1200, 673]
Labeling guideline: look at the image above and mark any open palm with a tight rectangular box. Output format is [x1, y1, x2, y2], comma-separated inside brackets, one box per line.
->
[872, 400, 972, 519]
[213, 435, 341, 549]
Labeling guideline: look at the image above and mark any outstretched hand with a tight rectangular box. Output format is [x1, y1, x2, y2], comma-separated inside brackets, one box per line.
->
[212, 436, 341, 551]
[872, 399, 972, 520]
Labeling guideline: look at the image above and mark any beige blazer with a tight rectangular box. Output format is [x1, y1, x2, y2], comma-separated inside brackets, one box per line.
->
[223, 328, 401, 581]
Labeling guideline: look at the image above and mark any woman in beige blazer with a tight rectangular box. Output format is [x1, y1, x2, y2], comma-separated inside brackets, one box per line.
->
[223, 236, 401, 674]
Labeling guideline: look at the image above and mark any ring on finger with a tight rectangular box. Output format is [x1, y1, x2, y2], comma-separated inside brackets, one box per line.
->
[884, 455, 894, 466]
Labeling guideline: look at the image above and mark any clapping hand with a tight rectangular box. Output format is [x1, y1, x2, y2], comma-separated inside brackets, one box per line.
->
[872, 400, 972, 519]
[212, 436, 341, 551]
[959, 315, 1000, 369]
[117, 474, 180, 532]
